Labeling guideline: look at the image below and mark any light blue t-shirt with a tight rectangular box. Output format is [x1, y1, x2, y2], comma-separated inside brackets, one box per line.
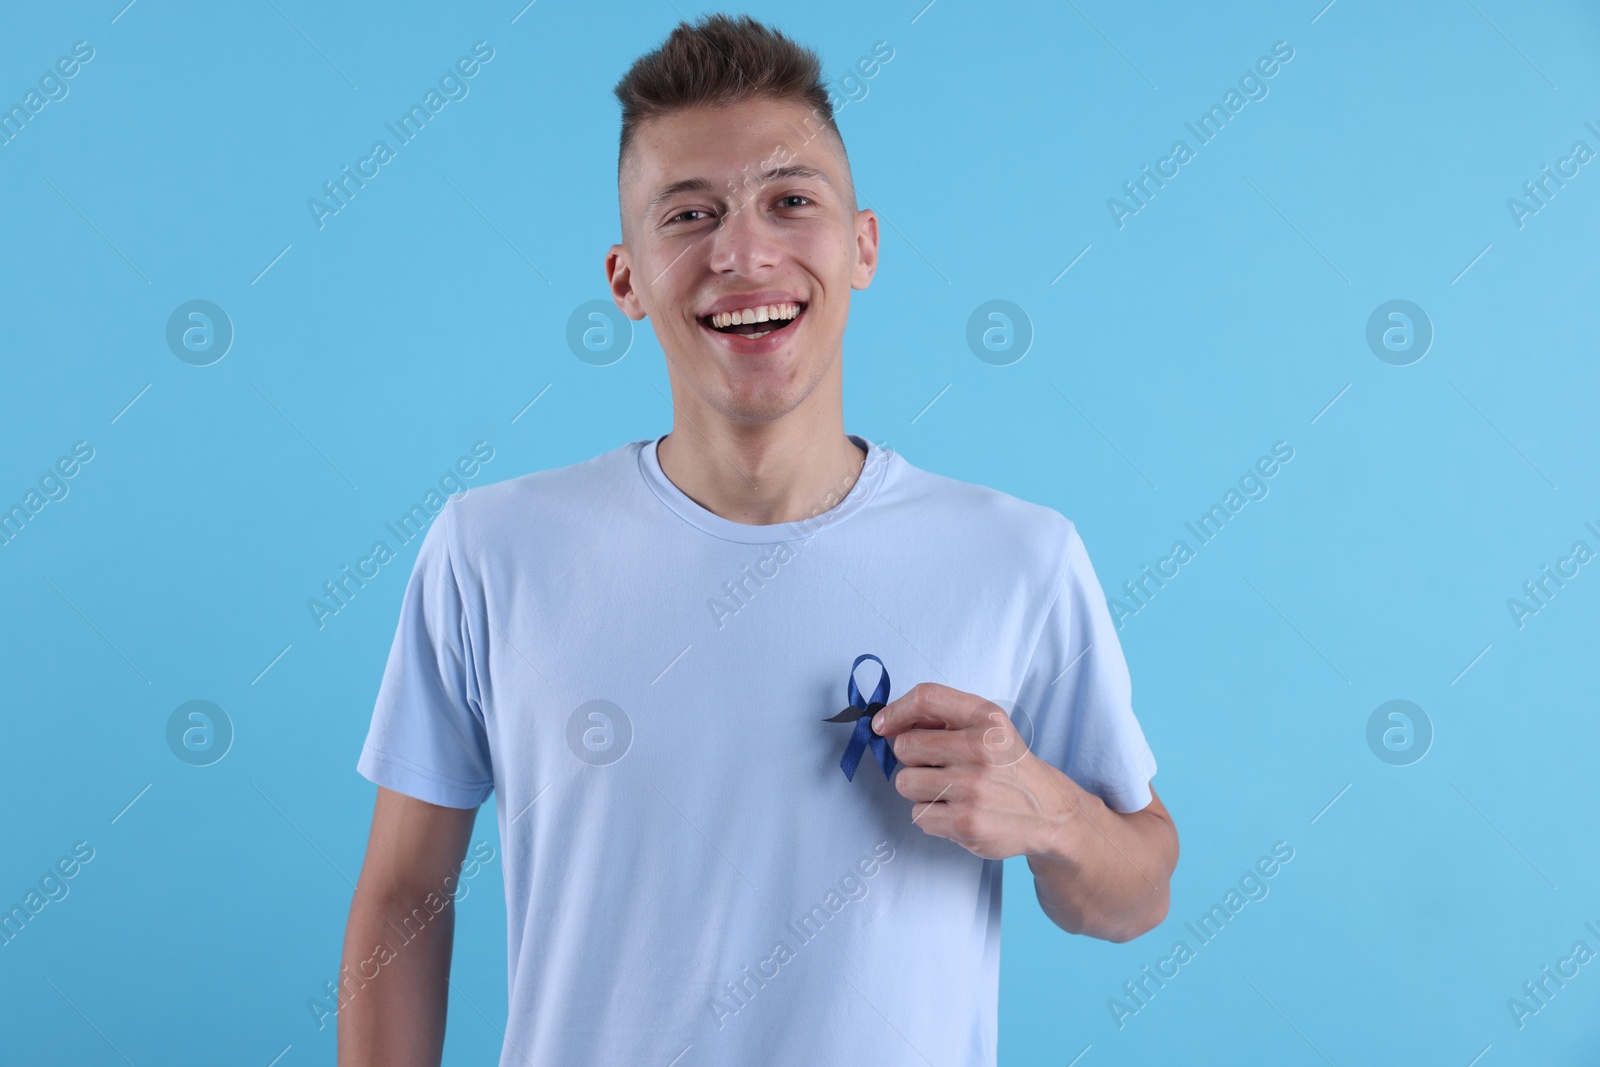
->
[357, 433, 1158, 1067]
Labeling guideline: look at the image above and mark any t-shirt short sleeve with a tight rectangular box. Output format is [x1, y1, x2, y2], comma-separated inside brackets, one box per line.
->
[1015, 520, 1158, 814]
[356, 497, 495, 809]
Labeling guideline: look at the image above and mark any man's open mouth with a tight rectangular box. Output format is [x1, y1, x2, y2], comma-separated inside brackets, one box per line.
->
[701, 301, 805, 340]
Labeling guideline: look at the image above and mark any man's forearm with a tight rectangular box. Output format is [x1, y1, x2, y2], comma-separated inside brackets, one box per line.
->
[337, 886, 456, 1066]
[1021, 757, 1177, 942]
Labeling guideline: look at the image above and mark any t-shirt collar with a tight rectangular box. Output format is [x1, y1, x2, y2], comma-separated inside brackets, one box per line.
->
[637, 433, 892, 544]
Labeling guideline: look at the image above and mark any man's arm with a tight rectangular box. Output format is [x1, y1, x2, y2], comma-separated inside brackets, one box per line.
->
[1022, 774, 1177, 942]
[874, 683, 1178, 943]
[338, 785, 478, 1067]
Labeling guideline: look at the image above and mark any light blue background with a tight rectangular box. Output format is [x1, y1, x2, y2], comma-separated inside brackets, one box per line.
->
[3, 1, 1597, 1063]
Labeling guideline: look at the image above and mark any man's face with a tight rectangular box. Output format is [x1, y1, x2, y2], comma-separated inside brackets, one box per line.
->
[607, 97, 879, 425]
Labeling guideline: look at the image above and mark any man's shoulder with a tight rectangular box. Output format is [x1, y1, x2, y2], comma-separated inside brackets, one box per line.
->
[445, 438, 644, 541]
[885, 452, 1080, 570]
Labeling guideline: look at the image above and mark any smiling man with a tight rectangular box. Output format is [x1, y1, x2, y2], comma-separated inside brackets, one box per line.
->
[341, 14, 1176, 1067]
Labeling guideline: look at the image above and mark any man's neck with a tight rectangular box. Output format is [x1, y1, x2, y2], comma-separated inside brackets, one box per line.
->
[655, 412, 867, 527]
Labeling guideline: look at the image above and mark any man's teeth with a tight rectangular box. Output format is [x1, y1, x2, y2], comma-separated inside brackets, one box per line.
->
[708, 302, 801, 329]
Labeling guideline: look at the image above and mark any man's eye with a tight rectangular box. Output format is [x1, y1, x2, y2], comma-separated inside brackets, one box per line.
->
[670, 208, 713, 223]
[777, 195, 812, 208]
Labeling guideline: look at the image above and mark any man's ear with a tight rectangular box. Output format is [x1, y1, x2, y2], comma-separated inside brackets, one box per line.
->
[605, 243, 647, 321]
[851, 208, 880, 290]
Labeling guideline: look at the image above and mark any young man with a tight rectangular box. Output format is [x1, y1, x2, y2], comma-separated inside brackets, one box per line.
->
[341, 14, 1176, 1067]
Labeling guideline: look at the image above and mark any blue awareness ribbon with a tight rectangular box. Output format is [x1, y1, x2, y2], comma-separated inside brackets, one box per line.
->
[822, 653, 896, 781]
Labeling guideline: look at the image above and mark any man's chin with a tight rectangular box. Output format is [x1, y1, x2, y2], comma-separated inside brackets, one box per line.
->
[699, 380, 812, 425]
[716, 395, 805, 425]
[660, 338, 832, 424]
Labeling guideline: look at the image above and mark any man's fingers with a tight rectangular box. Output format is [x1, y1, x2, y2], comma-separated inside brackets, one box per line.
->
[873, 682, 995, 737]
[969, 710, 1031, 768]
[890, 727, 966, 768]
[890, 716, 1027, 771]
[894, 765, 965, 804]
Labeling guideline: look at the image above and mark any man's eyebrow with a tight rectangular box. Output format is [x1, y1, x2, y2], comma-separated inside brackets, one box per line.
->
[645, 165, 835, 212]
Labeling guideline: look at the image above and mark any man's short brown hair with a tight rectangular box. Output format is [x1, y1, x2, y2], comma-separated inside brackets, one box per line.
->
[612, 13, 845, 178]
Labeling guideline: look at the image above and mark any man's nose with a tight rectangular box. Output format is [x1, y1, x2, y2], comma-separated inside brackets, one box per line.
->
[707, 199, 781, 275]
